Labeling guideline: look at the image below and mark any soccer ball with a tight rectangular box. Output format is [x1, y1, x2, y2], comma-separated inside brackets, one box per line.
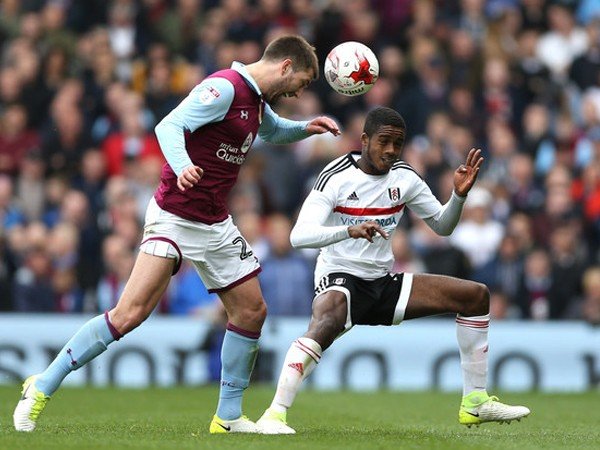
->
[324, 41, 379, 96]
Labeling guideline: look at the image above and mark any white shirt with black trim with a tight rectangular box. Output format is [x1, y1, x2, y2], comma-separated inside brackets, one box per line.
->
[290, 152, 467, 283]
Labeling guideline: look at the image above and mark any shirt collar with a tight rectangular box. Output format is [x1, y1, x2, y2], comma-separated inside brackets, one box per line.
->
[231, 61, 262, 96]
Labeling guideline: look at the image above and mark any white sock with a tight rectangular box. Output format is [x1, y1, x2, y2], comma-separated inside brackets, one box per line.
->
[270, 337, 322, 413]
[456, 314, 490, 397]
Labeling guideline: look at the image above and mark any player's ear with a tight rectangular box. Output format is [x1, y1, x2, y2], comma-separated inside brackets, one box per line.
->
[281, 58, 293, 75]
[360, 132, 369, 149]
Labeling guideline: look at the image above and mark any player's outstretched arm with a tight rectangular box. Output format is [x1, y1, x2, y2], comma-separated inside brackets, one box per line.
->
[454, 148, 484, 197]
[258, 104, 340, 144]
[418, 148, 483, 236]
[306, 116, 340, 136]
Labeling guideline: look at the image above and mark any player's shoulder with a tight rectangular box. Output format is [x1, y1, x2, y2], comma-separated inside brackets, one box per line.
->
[391, 160, 424, 180]
[190, 77, 235, 106]
[313, 153, 356, 192]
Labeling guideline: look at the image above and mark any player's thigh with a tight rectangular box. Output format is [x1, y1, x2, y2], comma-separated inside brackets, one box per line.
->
[218, 276, 266, 325]
[311, 289, 348, 326]
[404, 273, 487, 320]
[110, 252, 175, 327]
[305, 289, 349, 350]
[199, 217, 261, 293]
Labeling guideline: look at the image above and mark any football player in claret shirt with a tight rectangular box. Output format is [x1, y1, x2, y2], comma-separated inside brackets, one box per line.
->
[14, 35, 340, 434]
[256, 107, 530, 434]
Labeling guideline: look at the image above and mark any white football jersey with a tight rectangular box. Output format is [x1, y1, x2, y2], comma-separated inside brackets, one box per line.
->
[296, 152, 447, 283]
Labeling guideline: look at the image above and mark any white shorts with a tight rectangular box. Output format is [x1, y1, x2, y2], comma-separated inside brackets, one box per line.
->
[139, 197, 261, 293]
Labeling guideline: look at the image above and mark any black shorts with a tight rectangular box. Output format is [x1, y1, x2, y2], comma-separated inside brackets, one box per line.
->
[314, 272, 414, 330]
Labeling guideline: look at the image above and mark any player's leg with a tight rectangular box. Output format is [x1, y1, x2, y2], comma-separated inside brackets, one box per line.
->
[196, 216, 266, 433]
[258, 289, 347, 434]
[403, 273, 530, 426]
[13, 252, 175, 432]
[207, 276, 266, 433]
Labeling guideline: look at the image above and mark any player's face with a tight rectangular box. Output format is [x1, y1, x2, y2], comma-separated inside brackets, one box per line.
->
[360, 125, 404, 175]
[264, 60, 314, 104]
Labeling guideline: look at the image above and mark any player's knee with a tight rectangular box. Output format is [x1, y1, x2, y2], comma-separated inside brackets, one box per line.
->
[469, 282, 490, 316]
[112, 305, 151, 334]
[311, 313, 344, 347]
[244, 299, 267, 328]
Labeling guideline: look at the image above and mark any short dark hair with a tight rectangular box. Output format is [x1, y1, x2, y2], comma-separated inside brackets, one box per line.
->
[262, 35, 319, 80]
[363, 107, 406, 138]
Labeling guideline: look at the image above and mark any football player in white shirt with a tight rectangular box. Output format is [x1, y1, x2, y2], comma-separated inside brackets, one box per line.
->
[257, 107, 530, 433]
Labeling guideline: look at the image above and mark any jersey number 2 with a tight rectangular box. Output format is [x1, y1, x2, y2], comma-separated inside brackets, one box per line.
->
[232, 237, 253, 260]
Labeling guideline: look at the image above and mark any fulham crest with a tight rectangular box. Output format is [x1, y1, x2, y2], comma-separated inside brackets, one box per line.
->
[388, 187, 400, 203]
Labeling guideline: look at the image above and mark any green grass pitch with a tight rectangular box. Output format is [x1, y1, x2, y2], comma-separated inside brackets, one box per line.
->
[1, 385, 598, 449]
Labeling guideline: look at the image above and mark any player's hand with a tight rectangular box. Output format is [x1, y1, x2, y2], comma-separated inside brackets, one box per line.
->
[306, 116, 341, 136]
[177, 165, 203, 192]
[348, 221, 389, 243]
[454, 148, 484, 197]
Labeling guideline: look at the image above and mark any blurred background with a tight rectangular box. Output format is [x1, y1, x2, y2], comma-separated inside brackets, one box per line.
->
[0, 0, 599, 392]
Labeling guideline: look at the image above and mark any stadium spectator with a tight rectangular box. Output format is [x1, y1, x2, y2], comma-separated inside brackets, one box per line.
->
[0, 175, 25, 231]
[580, 266, 600, 325]
[396, 37, 449, 138]
[259, 213, 314, 317]
[536, 2, 588, 80]
[59, 189, 103, 296]
[101, 97, 163, 177]
[507, 152, 545, 214]
[14, 149, 46, 222]
[0, 104, 40, 175]
[532, 168, 578, 246]
[450, 187, 505, 274]
[547, 222, 587, 318]
[476, 233, 525, 306]
[516, 247, 553, 320]
[12, 244, 54, 312]
[71, 149, 108, 219]
[569, 18, 600, 91]
[168, 261, 219, 316]
[97, 233, 134, 312]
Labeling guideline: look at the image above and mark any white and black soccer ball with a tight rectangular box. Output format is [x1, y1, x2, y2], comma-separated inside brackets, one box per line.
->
[324, 41, 379, 97]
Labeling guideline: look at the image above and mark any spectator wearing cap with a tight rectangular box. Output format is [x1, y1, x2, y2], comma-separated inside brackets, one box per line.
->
[450, 187, 505, 274]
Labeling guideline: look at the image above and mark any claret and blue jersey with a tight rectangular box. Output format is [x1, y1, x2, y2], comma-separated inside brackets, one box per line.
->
[153, 62, 311, 225]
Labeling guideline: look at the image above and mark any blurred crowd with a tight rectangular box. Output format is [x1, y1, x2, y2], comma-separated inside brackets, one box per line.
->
[1, 0, 600, 325]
